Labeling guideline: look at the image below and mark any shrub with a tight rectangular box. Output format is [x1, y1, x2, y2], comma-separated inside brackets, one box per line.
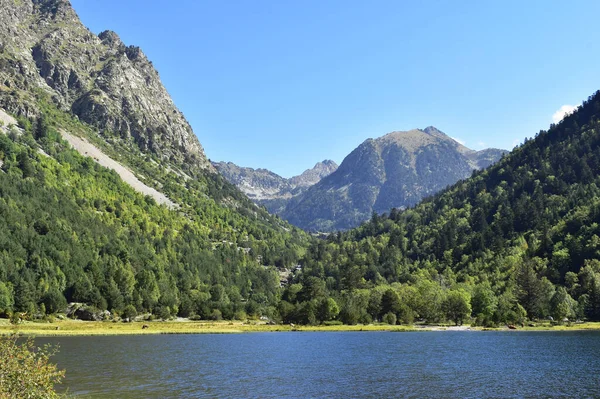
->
[383, 312, 397, 325]
[210, 309, 222, 321]
[156, 306, 171, 320]
[41, 289, 67, 314]
[233, 310, 247, 321]
[122, 304, 137, 320]
[0, 334, 65, 398]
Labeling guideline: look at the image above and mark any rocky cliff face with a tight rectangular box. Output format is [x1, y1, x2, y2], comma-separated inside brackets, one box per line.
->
[289, 159, 338, 188]
[213, 160, 338, 214]
[281, 127, 507, 231]
[0, 0, 210, 169]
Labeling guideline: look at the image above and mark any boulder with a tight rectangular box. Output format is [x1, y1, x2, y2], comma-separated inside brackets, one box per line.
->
[66, 302, 110, 321]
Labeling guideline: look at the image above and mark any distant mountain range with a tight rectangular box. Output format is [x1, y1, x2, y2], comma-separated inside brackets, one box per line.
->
[217, 127, 506, 231]
[213, 160, 338, 214]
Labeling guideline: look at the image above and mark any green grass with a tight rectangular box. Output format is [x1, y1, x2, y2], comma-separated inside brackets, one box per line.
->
[0, 319, 419, 336]
[2, 318, 600, 336]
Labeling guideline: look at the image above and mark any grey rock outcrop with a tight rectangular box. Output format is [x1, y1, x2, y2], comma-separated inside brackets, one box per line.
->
[0, 0, 210, 170]
[213, 160, 338, 214]
[66, 303, 110, 321]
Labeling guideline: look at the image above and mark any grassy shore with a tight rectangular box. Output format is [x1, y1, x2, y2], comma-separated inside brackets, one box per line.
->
[0, 319, 418, 336]
[2, 318, 600, 336]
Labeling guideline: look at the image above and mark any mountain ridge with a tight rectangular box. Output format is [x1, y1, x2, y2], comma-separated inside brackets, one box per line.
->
[281, 127, 506, 231]
[0, 0, 210, 172]
[213, 159, 338, 214]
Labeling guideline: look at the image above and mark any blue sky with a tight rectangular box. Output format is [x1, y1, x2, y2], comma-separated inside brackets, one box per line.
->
[71, 0, 600, 177]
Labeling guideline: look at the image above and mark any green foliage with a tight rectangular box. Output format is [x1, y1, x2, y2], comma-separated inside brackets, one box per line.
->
[0, 335, 65, 398]
[471, 283, 497, 326]
[317, 297, 340, 322]
[122, 304, 137, 320]
[5, 67, 600, 328]
[34, 115, 49, 140]
[41, 289, 67, 314]
[550, 287, 577, 322]
[442, 289, 472, 326]
[382, 312, 397, 325]
[17, 150, 34, 178]
[282, 90, 600, 325]
[0, 282, 13, 316]
[0, 103, 309, 322]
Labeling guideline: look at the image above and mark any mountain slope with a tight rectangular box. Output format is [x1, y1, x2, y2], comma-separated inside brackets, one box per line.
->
[282, 127, 506, 231]
[0, 0, 208, 170]
[213, 160, 338, 214]
[0, 0, 310, 321]
[283, 90, 600, 325]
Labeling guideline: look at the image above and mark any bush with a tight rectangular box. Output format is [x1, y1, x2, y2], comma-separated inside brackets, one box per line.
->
[233, 310, 247, 321]
[41, 289, 67, 314]
[383, 312, 397, 325]
[0, 334, 65, 398]
[210, 309, 222, 321]
[122, 304, 137, 320]
[156, 306, 171, 320]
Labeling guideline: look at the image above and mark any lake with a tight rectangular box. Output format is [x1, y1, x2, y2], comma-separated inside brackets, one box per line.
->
[40, 331, 600, 398]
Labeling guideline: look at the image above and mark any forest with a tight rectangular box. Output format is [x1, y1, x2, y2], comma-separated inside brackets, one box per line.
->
[2, 90, 600, 327]
[0, 99, 309, 322]
[280, 90, 600, 326]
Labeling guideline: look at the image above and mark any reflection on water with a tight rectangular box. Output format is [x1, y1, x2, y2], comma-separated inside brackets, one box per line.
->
[40, 331, 600, 399]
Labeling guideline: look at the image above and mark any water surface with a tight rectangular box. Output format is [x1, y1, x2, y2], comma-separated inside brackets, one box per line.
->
[41, 331, 600, 398]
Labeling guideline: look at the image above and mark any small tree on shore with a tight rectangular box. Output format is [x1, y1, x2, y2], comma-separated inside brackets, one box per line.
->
[0, 334, 65, 398]
[443, 289, 472, 326]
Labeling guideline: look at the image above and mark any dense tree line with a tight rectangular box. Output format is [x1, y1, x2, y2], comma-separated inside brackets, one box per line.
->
[4, 89, 600, 327]
[281, 90, 600, 326]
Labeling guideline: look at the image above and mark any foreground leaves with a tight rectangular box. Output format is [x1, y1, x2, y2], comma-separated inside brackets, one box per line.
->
[0, 334, 64, 399]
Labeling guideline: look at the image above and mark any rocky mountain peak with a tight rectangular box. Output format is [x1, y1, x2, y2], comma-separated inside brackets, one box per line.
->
[422, 125, 446, 136]
[290, 160, 339, 188]
[214, 159, 339, 214]
[422, 125, 456, 141]
[0, 0, 212, 171]
[125, 45, 145, 62]
[98, 30, 124, 49]
[33, 0, 76, 19]
[281, 127, 507, 231]
[377, 129, 447, 153]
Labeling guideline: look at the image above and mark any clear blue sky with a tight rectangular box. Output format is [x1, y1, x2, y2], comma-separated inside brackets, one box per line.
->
[71, 0, 600, 178]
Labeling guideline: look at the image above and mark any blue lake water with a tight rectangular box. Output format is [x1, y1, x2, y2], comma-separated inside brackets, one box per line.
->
[40, 331, 600, 398]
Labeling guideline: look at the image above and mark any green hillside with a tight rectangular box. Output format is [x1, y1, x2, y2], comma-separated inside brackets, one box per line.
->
[0, 101, 309, 321]
[282, 91, 600, 326]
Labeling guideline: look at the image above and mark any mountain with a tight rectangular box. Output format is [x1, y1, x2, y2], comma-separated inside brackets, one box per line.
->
[281, 90, 600, 326]
[0, 0, 310, 321]
[213, 160, 338, 214]
[281, 126, 506, 231]
[290, 160, 339, 187]
[0, 0, 209, 171]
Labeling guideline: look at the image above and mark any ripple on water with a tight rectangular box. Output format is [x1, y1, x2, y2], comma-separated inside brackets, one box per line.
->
[40, 331, 600, 399]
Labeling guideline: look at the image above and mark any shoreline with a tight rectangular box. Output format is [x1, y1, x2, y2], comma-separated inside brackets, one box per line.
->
[2, 319, 600, 337]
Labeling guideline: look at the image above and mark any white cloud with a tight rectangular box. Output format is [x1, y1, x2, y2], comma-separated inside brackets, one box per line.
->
[476, 141, 486, 150]
[451, 137, 466, 146]
[512, 138, 521, 148]
[552, 105, 576, 124]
